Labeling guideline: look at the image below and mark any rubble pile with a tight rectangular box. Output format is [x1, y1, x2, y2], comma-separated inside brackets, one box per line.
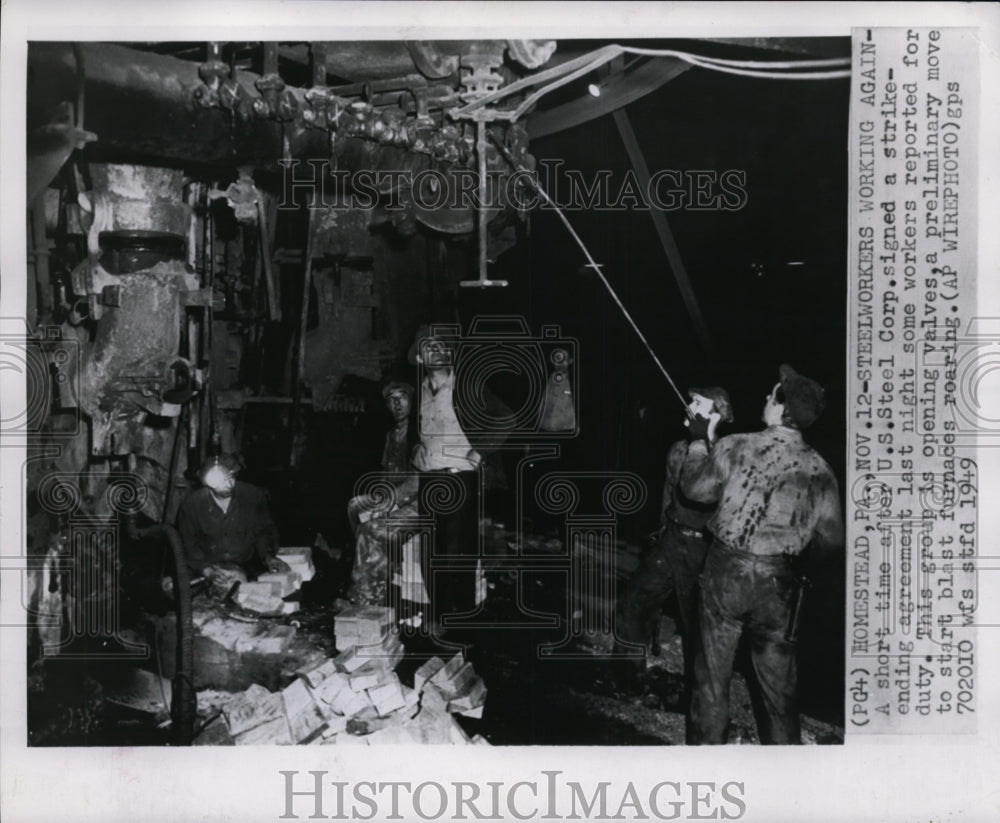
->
[200, 604, 490, 745]
[196, 612, 298, 656]
[233, 580, 299, 616]
[231, 547, 316, 617]
[276, 547, 316, 582]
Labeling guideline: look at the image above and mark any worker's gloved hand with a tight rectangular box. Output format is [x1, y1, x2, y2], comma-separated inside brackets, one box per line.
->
[202, 565, 217, 580]
[687, 413, 712, 442]
[211, 565, 247, 598]
[267, 556, 291, 573]
[688, 410, 722, 445]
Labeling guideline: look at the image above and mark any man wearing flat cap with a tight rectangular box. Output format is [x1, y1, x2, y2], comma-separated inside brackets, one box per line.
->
[408, 324, 512, 640]
[615, 387, 733, 692]
[680, 365, 843, 744]
[346, 379, 422, 606]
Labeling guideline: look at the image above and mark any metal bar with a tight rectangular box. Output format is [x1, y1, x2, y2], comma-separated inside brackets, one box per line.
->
[256, 198, 281, 321]
[311, 43, 328, 88]
[290, 206, 317, 464]
[261, 42, 279, 77]
[460, 119, 507, 288]
[478, 119, 487, 280]
[612, 109, 713, 359]
[162, 402, 188, 522]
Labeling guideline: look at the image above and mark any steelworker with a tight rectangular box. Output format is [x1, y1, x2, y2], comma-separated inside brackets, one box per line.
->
[346, 380, 421, 607]
[680, 365, 843, 744]
[615, 387, 734, 694]
[408, 324, 511, 641]
[175, 454, 287, 589]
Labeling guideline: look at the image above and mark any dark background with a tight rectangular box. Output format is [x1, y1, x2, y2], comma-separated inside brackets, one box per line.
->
[463, 46, 849, 518]
[458, 45, 850, 724]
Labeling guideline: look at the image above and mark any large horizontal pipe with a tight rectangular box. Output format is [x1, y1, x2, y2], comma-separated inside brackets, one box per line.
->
[29, 42, 331, 169]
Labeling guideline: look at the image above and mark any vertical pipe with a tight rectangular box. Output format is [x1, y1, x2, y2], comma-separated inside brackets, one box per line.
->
[477, 119, 487, 283]
[256, 198, 281, 321]
[311, 43, 327, 88]
[127, 521, 195, 745]
[30, 197, 53, 320]
[262, 42, 279, 77]
[290, 206, 316, 466]
[199, 185, 209, 288]
[162, 403, 188, 523]
[206, 42, 223, 80]
[205, 204, 214, 391]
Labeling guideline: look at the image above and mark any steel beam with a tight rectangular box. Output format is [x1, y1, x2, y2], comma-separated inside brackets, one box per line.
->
[527, 58, 689, 140]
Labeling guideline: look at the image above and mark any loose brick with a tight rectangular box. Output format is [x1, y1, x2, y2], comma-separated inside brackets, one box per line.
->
[368, 675, 405, 717]
[428, 653, 466, 691]
[414, 657, 445, 692]
[282, 678, 327, 743]
[348, 662, 388, 692]
[331, 685, 371, 718]
[223, 684, 284, 736]
[447, 677, 487, 713]
[256, 570, 302, 598]
[233, 714, 292, 745]
[297, 658, 337, 688]
[435, 661, 477, 698]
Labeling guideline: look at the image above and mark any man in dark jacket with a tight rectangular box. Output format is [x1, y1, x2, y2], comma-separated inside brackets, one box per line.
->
[408, 324, 511, 638]
[614, 387, 733, 693]
[176, 454, 286, 586]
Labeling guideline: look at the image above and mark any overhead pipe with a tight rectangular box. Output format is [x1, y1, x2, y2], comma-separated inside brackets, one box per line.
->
[28, 43, 326, 167]
[27, 43, 517, 170]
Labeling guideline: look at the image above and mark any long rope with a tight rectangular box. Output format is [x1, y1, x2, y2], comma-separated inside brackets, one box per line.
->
[454, 44, 851, 120]
[491, 136, 692, 417]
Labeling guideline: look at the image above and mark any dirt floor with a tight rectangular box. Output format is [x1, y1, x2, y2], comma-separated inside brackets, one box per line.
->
[27, 549, 844, 747]
[443, 576, 844, 746]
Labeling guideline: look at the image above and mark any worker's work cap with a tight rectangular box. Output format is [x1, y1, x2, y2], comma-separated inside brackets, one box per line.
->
[382, 380, 414, 400]
[407, 324, 456, 365]
[688, 386, 734, 423]
[778, 364, 825, 429]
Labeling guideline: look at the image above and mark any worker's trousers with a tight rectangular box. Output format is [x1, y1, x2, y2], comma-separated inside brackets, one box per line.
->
[615, 522, 708, 679]
[688, 542, 801, 745]
[418, 469, 480, 625]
